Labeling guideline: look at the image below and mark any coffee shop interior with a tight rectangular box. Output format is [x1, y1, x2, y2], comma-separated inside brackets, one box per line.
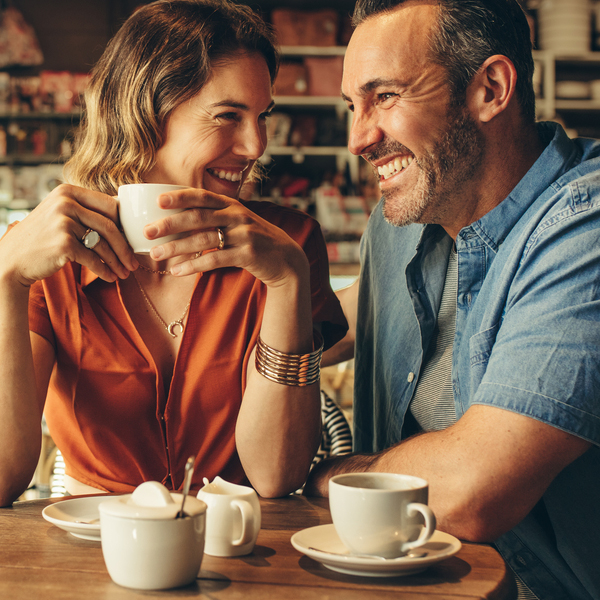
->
[2, 0, 600, 501]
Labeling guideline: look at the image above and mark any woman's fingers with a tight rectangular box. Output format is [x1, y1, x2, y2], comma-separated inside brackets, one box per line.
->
[76, 224, 133, 282]
[142, 188, 308, 286]
[149, 226, 225, 262]
[2, 184, 138, 286]
[74, 205, 138, 274]
[51, 183, 138, 275]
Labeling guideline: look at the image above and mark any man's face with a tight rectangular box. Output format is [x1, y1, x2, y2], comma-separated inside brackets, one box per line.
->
[342, 2, 485, 229]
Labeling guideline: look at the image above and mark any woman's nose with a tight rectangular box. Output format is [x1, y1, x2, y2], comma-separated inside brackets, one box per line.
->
[234, 122, 267, 160]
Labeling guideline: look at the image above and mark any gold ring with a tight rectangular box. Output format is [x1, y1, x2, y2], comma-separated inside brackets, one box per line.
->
[216, 227, 225, 251]
[81, 228, 101, 250]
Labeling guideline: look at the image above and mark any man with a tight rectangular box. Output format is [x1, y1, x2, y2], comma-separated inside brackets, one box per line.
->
[305, 1, 600, 599]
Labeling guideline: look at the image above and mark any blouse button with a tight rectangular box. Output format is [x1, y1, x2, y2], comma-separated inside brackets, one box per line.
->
[407, 372, 415, 383]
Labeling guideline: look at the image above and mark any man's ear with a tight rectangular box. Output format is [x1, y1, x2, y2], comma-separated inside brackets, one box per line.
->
[469, 55, 517, 123]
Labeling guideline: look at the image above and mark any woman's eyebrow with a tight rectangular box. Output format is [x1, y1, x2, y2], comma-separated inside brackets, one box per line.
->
[209, 100, 275, 111]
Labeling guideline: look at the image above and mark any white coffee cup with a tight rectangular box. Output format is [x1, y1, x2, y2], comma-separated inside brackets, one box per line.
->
[329, 472, 436, 559]
[99, 482, 207, 590]
[196, 476, 261, 557]
[117, 183, 188, 254]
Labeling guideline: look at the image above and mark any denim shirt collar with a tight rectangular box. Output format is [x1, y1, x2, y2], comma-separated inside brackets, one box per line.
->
[455, 122, 580, 252]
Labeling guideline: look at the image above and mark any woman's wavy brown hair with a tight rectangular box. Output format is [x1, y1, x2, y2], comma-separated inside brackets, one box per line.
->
[65, 0, 279, 195]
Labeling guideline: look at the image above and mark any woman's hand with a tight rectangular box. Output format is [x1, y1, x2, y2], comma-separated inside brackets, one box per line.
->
[0, 184, 138, 287]
[144, 188, 309, 286]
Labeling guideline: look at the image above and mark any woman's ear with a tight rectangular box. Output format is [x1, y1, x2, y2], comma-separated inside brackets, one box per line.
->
[469, 55, 517, 123]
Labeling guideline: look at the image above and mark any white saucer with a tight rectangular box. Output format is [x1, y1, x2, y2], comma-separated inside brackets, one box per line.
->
[291, 524, 461, 577]
[42, 495, 115, 541]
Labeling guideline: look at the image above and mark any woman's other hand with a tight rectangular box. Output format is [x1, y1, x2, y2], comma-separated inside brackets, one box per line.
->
[145, 188, 309, 287]
[0, 184, 139, 287]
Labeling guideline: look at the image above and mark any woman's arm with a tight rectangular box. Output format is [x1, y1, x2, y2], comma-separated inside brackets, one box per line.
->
[0, 269, 46, 506]
[236, 249, 320, 497]
[143, 189, 328, 496]
[0, 185, 137, 506]
[0, 318, 56, 506]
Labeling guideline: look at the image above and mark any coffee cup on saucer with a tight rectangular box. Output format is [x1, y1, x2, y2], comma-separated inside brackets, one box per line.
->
[329, 473, 436, 559]
[197, 476, 261, 557]
[99, 481, 207, 590]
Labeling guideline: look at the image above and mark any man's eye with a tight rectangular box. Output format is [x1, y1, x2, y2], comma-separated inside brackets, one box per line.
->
[378, 93, 397, 103]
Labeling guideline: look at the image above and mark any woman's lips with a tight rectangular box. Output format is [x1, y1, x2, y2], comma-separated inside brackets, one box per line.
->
[206, 167, 244, 182]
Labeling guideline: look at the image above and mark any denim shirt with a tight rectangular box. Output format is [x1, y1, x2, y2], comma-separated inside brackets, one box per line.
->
[354, 122, 600, 600]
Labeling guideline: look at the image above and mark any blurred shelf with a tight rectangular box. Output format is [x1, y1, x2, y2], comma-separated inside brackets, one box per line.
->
[265, 145, 350, 156]
[330, 262, 359, 276]
[274, 95, 347, 108]
[555, 99, 600, 111]
[0, 112, 81, 120]
[280, 45, 346, 56]
[0, 154, 64, 165]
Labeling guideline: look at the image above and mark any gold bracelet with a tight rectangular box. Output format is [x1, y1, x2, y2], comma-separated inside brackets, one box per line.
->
[255, 330, 324, 387]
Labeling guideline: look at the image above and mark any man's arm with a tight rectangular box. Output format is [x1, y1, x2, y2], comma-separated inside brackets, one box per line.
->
[322, 279, 359, 367]
[304, 403, 591, 542]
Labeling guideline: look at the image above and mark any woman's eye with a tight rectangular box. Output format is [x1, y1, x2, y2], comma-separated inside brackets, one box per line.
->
[259, 111, 272, 122]
[217, 112, 240, 122]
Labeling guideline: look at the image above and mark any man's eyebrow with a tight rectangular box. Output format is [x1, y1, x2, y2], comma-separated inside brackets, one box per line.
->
[342, 78, 404, 102]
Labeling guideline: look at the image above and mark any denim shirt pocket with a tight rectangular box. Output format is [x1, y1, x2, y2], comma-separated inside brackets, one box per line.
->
[468, 322, 501, 400]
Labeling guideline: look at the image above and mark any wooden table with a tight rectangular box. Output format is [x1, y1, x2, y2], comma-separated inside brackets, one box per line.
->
[0, 494, 516, 599]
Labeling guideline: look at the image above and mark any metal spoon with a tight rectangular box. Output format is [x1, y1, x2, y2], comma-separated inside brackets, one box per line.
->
[176, 456, 195, 519]
[308, 547, 427, 560]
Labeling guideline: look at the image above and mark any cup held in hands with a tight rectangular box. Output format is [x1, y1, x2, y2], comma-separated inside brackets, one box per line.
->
[117, 183, 188, 254]
[328, 473, 436, 559]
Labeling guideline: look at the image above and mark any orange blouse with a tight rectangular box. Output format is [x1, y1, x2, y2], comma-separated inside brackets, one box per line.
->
[28, 201, 347, 493]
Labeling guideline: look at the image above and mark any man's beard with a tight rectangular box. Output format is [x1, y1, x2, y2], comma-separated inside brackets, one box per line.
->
[367, 104, 485, 229]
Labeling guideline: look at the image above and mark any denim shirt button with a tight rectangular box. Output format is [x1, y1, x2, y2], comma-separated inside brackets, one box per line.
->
[407, 372, 415, 383]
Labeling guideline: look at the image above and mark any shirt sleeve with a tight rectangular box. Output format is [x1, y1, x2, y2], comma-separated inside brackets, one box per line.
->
[302, 220, 349, 350]
[28, 279, 57, 350]
[245, 200, 348, 350]
[468, 198, 600, 446]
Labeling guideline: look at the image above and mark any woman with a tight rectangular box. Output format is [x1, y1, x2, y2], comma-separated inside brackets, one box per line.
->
[0, 0, 346, 506]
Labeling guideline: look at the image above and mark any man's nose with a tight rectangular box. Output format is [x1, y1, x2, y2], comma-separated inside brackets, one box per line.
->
[347, 109, 384, 156]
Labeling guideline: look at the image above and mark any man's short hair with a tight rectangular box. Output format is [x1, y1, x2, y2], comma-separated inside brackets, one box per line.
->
[352, 0, 536, 123]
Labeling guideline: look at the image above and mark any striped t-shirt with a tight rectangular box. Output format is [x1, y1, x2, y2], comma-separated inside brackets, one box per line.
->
[408, 247, 538, 600]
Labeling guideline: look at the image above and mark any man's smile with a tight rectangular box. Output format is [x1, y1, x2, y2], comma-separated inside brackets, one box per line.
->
[375, 154, 415, 181]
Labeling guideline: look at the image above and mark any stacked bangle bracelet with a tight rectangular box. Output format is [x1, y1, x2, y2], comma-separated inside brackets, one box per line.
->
[255, 330, 324, 387]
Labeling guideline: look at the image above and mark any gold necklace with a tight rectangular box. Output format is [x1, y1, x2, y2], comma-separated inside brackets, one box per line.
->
[132, 273, 191, 338]
[138, 263, 171, 275]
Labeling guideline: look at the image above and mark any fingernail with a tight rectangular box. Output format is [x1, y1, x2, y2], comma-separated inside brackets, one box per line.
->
[145, 225, 158, 238]
[171, 264, 182, 275]
[159, 194, 172, 208]
[130, 256, 139, 269]
[151, 246, 164, 259]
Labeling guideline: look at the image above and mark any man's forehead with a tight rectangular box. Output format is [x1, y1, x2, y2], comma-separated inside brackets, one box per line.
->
[342, 3, 438, 97]
[349, 1, 438, 52]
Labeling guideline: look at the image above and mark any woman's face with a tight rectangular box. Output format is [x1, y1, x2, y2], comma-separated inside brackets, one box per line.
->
[145, 51, 274, 198]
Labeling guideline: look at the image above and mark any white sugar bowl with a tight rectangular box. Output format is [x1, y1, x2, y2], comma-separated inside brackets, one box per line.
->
[99, 481, 207, 590]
